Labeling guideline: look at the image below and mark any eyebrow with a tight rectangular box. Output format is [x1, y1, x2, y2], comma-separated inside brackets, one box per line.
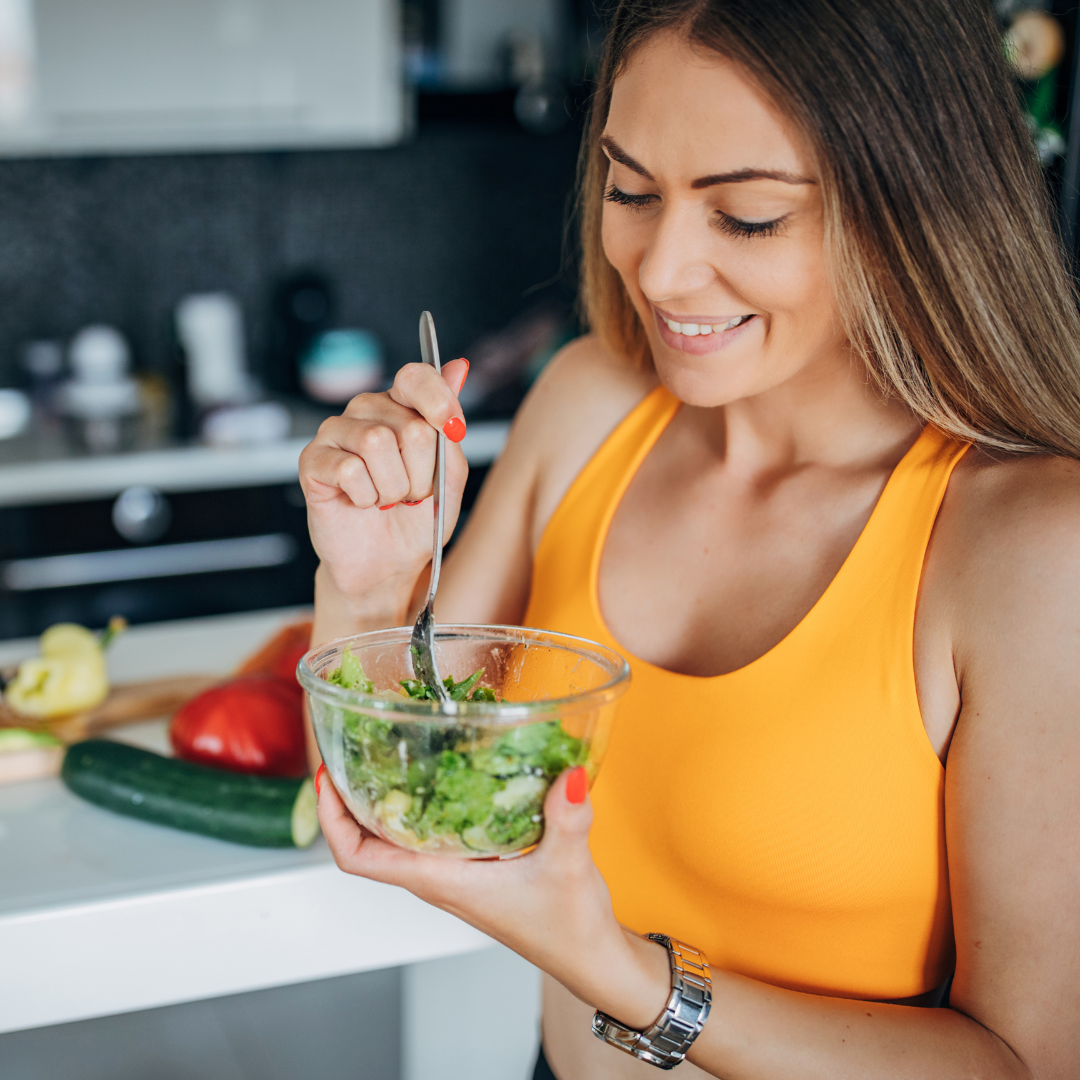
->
[599, 135, 815, 188]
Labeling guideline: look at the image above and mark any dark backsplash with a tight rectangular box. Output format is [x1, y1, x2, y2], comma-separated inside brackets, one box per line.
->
[0, 118, 582, 390]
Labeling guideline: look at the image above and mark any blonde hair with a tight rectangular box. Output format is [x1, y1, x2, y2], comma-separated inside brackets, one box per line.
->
[580, 0, 1080, 456]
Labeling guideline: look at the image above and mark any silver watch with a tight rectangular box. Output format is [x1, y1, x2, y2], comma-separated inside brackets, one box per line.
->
[592, 934, 712, 1070]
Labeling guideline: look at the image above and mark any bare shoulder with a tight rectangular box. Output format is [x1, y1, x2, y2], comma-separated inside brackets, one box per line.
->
[512, 333, 657, 449]
[936, 444, 1080, 675]
[943, 445, 1080, 565]
[503, 334, 658, 549]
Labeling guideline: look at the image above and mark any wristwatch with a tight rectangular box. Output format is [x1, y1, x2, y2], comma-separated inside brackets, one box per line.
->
[592, 934, 712, 1070]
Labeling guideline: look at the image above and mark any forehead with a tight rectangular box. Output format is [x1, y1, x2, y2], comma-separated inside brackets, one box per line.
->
[605, 31, 811, 180]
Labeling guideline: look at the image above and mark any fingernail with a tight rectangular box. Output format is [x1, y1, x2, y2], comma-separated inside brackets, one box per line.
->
[443, 417, 466, 442]
[378, 504, 397, 511]
[315, 764, 326, 797]
[402, 500, 424, 506]
[566, 766, 587, 805]
[457, 358, 470, 388]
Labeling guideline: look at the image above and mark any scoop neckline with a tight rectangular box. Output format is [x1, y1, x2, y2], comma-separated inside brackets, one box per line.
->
[590, 416, 936, 684]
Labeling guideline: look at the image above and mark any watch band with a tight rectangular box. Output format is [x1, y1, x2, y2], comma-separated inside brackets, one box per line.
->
[592, 934, 712, 1070]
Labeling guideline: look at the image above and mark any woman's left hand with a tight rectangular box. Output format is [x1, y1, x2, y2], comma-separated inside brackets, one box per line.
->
[315, 764, 669, 1027]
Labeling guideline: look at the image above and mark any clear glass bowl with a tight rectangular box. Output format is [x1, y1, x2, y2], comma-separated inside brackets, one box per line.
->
[299, 625, 630, 858]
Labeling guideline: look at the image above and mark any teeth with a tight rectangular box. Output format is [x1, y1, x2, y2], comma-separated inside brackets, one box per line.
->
[663, 314, 751, 335]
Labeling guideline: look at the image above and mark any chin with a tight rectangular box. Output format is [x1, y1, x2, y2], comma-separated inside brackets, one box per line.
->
[649, 339, 763, 409]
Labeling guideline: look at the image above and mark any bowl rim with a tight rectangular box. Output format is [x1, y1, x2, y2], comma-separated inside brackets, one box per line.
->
[297, 623, 631, 720]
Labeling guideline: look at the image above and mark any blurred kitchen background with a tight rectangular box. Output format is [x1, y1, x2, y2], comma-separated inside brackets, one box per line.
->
[0, 0, 604, 640]
[3, 5, 1080, 1080]
[0, 0, 1079, 643]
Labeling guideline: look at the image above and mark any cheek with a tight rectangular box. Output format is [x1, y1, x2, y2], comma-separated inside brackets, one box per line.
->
[734, 241, 836, 328]
[601, 206, 644, 284]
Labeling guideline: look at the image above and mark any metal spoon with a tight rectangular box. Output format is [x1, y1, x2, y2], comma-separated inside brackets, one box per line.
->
[410, 311, 450, 703]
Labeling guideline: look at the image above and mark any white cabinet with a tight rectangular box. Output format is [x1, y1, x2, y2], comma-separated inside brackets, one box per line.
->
[0, 0, 405, 156]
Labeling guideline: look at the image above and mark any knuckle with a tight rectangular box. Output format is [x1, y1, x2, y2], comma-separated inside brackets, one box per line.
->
[359, 424, 397, 455]
[395, 363, 427, 395]
[344, 391, 381, 417]
[400, 416, 435, 450]
[315, 416, 340, 441]
[339, 459, 374, 501]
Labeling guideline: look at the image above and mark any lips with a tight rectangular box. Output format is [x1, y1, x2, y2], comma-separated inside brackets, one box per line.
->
[653, 307, 757, 355]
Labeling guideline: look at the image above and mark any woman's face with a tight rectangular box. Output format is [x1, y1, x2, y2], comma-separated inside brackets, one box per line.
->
[602, 32, 846, 407]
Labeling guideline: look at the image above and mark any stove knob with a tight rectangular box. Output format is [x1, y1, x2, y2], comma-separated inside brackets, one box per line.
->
[112, 486, 171, 544]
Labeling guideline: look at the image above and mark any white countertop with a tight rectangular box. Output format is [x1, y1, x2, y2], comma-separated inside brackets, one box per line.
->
[0, 609, 493, 1035]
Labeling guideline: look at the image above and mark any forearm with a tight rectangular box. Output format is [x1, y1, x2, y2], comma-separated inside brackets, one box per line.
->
[601, 933, 1027, 1080]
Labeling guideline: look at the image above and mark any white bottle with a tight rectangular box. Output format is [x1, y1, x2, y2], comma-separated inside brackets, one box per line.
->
[175, 293, 257, 408]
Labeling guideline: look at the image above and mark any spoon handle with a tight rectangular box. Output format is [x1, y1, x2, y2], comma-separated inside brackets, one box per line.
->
[428, 427, 446, 602]
[418, 310, 446, 607]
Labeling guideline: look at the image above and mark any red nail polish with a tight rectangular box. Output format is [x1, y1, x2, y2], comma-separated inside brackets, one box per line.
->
[402, 500, 424, 506]
[315, 764, 326, 797]
[566, 766, 587, 805]
[457, 358, 470, 387]
[443, 416, 466, 442]
[378, 504, 397, 511]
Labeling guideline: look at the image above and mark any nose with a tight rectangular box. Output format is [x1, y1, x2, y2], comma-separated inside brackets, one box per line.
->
[637, 201, 718, 306]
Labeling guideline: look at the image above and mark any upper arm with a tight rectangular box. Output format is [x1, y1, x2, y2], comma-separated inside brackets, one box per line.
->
[943, 456, 1080, 1078]
[435, 335, 657, 625]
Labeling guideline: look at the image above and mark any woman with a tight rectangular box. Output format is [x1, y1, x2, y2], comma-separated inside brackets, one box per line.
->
[299, 0, 1080, 1076]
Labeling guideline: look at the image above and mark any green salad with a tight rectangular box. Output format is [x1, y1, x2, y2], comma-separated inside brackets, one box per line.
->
[325, 649, 587, 855]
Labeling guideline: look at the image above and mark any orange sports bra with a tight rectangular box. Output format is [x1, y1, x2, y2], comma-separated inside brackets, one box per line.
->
[524, 386, 967, 1001]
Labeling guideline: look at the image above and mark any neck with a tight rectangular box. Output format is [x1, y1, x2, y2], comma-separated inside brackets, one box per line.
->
[693, 350, 922, 478]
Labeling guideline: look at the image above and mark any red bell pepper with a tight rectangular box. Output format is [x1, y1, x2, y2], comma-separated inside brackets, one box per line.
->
[170, 675, 307, 777]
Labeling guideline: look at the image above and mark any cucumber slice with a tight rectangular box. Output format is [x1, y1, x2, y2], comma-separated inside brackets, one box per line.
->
[290, 778, 319, 848]
[0, 727, 62, 753]
[62, 739, 320, 848]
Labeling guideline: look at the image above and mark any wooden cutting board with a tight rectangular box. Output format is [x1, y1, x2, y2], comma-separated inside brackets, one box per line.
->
[0, 674, 220, 783]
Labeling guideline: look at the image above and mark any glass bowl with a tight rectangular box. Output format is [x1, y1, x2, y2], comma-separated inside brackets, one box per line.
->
[299, 625, 630, 858]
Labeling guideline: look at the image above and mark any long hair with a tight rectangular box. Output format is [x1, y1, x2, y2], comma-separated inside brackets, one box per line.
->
[580, 0, 1080, 456]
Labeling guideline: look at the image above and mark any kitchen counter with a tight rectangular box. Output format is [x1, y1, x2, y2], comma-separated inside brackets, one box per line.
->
[0, 608, 496, 1036]
[0, 420, 510, 507]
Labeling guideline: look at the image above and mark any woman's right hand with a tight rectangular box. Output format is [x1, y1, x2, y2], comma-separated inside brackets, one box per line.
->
[299, 357, 470, 621]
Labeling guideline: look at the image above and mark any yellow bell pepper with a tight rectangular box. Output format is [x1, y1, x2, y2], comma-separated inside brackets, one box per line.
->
[5, 622, 114, 718]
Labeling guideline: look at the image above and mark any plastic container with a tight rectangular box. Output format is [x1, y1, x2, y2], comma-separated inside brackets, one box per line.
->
[299, 625, 630, 858]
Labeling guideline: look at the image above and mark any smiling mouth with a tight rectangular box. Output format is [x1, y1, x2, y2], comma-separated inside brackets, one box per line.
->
[656, 312, 755, 337]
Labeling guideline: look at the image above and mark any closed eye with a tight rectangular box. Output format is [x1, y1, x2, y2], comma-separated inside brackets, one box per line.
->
[606, 184, 786, 239]
[603, 184, 658, 209]
[715, 212, 786, 239]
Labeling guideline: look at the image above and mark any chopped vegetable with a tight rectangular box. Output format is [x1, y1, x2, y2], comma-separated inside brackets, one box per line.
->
[5, 622, 112, 718]
[0, 727, 65, 785]
[323, 652, 586, 855]
[0, 727, 63, 753]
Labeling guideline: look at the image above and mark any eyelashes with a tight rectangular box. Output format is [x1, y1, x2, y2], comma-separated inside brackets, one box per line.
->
[602, 184, 785, 239]
[603, 184, 657, 209]
[717, 215, 784, 239]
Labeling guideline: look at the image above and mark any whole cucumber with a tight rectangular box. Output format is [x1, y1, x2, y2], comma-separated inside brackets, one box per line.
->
[62, 739, 319, 848]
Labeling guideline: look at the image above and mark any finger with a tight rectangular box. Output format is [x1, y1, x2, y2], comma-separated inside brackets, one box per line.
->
[389, 362, 468, 444]
[442, 357, 469, 396]
[395, 360, 469, 502]
[316, 768, 470, 897]
[315, 764, 367, 863]
[300, 443, 378, 508]
[351, 423, 412, 508]
[394, 413, 437, 503]
[312, 414, 413, 509]
[537, 766, 594, 862]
